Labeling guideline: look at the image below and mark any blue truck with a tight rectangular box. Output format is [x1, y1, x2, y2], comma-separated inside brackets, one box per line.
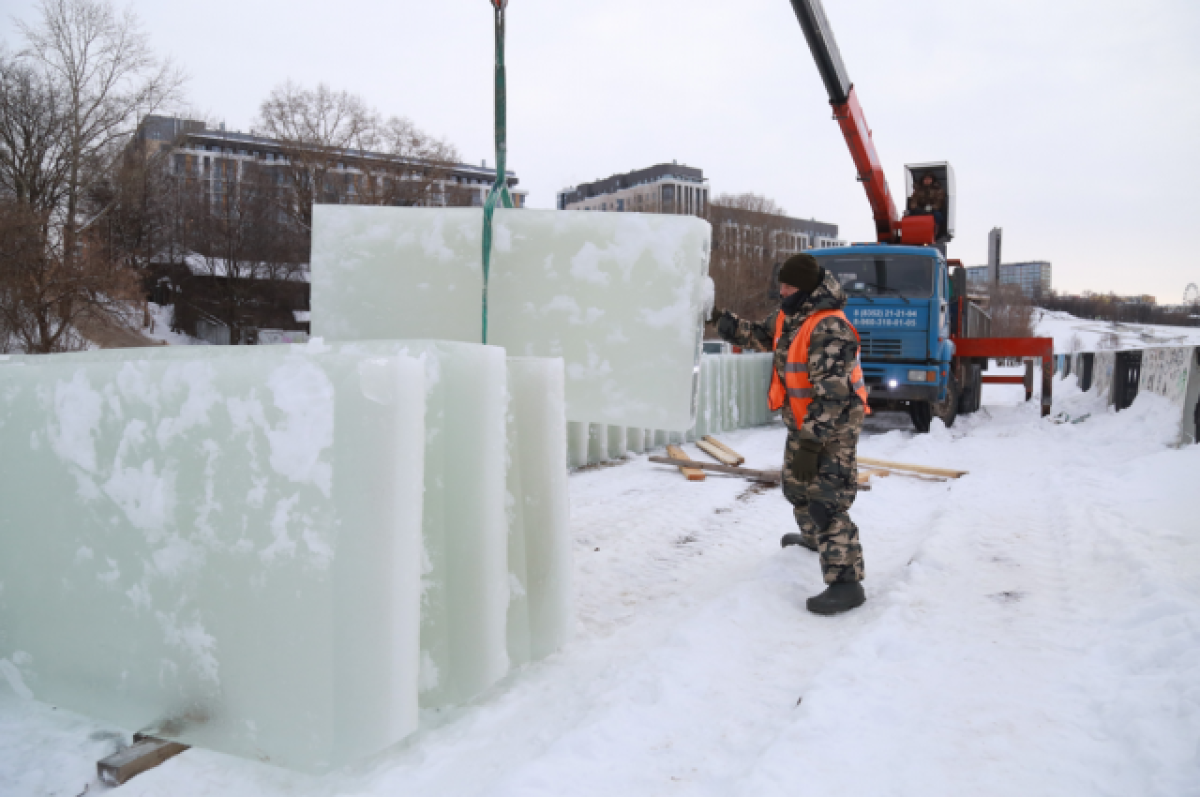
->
[807, 244, 988, 432]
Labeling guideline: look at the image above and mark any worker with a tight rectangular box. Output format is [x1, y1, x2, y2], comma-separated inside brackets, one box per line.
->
[907, 173, 946, 238]
[710, 254, 867, 615]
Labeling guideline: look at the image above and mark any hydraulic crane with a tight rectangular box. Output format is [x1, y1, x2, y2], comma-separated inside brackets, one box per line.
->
[788, 0, 950, 248]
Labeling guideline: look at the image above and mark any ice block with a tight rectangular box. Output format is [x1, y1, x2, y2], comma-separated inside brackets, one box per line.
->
[606, 425, 627, 460]
[0, 345, 426, 772]
[505, 358, 572, 663]
[587, 423, 608, 464]
[566, 421, 590, 469]
[310, 207, 712, 431]
[335, 341, 510, 709]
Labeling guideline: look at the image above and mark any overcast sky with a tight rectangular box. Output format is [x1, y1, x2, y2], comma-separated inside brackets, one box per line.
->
[5, 0, 1198, 301]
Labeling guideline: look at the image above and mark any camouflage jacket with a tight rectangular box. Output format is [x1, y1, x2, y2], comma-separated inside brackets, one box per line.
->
[908, 182, 946, 214]
[717, 270, 864, 443]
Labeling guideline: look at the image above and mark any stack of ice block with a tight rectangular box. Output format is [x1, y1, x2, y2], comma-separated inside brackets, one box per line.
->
[0, 341, 571, 771]
[563, 353, 777, 467]
[310, 207, 712, 432]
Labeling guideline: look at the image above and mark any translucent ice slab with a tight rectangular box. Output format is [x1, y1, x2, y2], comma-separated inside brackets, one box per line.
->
[0, 345, 426, 772]
[311, 207, 712, 431]
[335, 341, 510, 709]
[505, 358, 572, 665]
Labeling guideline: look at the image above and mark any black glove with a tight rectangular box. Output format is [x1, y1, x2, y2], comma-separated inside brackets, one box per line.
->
[716, 313, 738, 341]
[709, 307, 726, 325]
[791, 438, 822, 482]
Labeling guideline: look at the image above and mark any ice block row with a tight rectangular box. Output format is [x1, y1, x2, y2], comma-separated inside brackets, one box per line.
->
[566, 353, 776, 467]
[310, 206, 712, 432]
[0, 342, 571, 772]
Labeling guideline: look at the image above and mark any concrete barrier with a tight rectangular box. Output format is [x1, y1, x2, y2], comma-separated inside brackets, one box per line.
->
[1062, 345, 1200, 445]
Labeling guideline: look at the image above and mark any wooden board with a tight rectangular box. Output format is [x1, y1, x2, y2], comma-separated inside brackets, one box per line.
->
[98, 737, 189, 786]
[650, 456, 780, 482]
[858, 456, 967, 479]
[665, 445, 706, 481]
[696, 439, 742, 467]
[701, 436, 745, 466]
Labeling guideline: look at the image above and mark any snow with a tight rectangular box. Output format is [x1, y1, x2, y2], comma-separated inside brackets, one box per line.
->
[2, 370, 1196, 795]
[1037, 308, 1200, 352]
[144, 303, 209, 347]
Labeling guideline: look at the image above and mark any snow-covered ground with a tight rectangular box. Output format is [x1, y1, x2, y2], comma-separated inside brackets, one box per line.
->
[3, 374, 1197, 796]
[1036, 308, 1200, 352]
[142, 302, 208, 347]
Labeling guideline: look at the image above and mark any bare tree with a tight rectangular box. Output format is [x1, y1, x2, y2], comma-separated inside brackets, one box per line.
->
[177, 165, 305, 344]
[254, 81, 461, 230]
[988, 283, 1036, 338]
[0, 195, 138, 352]
[0, 0, 183, 352]
[17, 0, 184, 264]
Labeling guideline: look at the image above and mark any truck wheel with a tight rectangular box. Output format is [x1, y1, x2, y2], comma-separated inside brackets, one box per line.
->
[936, 375, 960, 428]
[958, 365, 982, 415]
[909, 376, 959, 433]
[908, 401, 932, 433]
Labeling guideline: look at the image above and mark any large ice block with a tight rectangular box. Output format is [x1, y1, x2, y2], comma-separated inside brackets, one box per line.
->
[333, 341, 510, 709]
[310, 207, 712, 431]
[310, 207, 484, 343]
[505, 358, 572, 665]
[0, 345, 427, 772]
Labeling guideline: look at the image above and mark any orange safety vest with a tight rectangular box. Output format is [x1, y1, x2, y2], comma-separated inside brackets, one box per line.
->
[768, 310, 871, 420]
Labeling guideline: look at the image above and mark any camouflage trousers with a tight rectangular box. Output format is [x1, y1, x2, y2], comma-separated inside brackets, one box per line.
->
[781, 405, 867, 584]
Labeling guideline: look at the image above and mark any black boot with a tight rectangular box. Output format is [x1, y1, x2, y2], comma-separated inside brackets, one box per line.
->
[781, 533, 818, 552]
[806, 582, 865, 615]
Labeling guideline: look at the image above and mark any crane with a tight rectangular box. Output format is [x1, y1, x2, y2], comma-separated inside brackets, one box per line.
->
[788, 0, 953, 248]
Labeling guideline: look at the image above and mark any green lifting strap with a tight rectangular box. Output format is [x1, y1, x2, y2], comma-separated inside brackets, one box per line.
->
[481, 0, 513, 345]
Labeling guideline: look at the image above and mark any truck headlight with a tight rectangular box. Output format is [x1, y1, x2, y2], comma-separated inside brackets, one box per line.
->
[888, 379, 898, 389]
[907, 370, 933, 382]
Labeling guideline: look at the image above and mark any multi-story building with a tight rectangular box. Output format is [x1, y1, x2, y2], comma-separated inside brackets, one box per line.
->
[965, 261, 1053, 299]
[556, 162, 843, 249]
[136, 115, 528, 210]
[557, 163, 709, 216]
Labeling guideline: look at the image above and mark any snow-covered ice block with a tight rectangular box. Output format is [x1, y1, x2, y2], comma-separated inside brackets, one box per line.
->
[0, 344, 426, 772]
[505, 358, 572, 666]
[310, 207, 712, 431]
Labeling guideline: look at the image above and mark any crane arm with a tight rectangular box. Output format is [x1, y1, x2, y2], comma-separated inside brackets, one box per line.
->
[788, 0, 901, 243]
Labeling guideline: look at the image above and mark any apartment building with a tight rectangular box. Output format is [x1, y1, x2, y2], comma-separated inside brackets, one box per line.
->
[136, 115, 528, 210]
[557, 163, 708, 216]
[965, 261, 1053, 299]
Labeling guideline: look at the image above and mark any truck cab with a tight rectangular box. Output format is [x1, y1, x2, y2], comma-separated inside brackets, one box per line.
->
[811, 243, 970, 431]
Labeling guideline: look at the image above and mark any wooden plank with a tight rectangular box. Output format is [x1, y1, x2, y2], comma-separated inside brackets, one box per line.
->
[651, 455, 779, 482]
[701, 436, 745, 465]
[665, 445, 706, 481]
[858, 456, 967, 479]
[98, 737, 189, 786]
[696, 439, 742, 467]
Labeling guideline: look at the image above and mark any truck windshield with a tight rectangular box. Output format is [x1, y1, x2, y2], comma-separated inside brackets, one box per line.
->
[821, 255, 934, 299]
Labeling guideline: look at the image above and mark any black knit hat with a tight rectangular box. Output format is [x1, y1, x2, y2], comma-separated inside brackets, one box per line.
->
[778, 253, 822, 292]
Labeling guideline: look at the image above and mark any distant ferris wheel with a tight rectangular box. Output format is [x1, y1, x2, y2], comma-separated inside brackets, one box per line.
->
[1186, 283, 1200, 305]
